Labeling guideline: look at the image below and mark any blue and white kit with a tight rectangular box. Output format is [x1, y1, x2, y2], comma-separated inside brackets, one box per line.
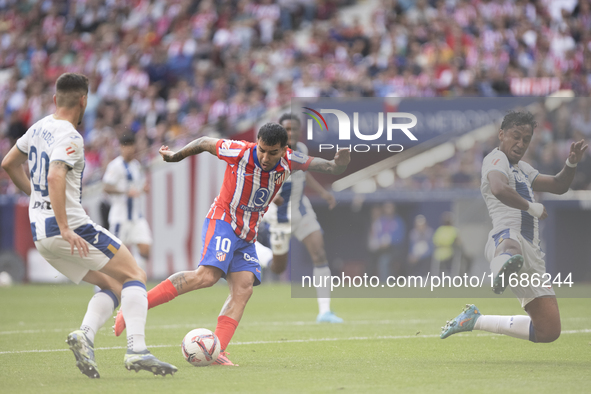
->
[263, 142, 321, 254]
[481, 148, 555, 306]
[17, 115, 122, 284]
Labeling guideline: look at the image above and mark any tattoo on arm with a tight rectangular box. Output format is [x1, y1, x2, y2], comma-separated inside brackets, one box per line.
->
[171, 137, 219, 161]
[49, 161, 72, 173]
[169, 272, 189, 292]
[308, 158, 335, 174]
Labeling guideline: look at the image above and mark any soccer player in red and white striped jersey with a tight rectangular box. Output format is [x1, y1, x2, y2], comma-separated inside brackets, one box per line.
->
[114, 123, 350, 365]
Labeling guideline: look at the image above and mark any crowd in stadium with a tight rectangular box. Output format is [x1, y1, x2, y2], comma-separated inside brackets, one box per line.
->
[1, 0, 591, 195]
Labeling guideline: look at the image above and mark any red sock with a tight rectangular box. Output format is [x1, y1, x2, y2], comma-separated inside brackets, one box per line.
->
[215, 315, 239, 351]
[147, 279, 178, 309]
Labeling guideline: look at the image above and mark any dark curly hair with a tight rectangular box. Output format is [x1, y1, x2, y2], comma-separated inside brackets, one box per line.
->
[278, 113, 301, 127]
[500, 111, 537, 132]
[257, 123, 288, 147]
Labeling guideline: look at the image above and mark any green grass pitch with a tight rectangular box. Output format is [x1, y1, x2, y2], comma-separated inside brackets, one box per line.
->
[1, 283, 590, 393]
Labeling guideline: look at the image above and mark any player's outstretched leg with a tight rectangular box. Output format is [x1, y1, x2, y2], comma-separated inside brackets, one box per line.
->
[68, 272, 121, 379]
[66, 330, 100, 378]
[441, 304, 536, 341]
[121, 280, 178, 376]
[492, 254, 524, 294]
[440, 304, 482, 339]
[114, 267, 221, 336]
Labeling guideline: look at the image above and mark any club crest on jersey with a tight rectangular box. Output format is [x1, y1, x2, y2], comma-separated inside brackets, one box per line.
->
[216, 251, 226, 261]
[273, 172, 287, 184]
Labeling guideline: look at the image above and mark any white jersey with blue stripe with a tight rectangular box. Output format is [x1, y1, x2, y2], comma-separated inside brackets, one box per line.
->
[16, 115, 89, 241]
[103, 156, 145, 223]
[481, 148, 540, 246]
[266, 142, 309, 224]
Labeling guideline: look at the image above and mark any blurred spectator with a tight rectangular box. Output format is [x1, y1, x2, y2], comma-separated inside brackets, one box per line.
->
[407, 214, 433, 277]
[432, 211, 471, 275]
[367, 202, 407, 281]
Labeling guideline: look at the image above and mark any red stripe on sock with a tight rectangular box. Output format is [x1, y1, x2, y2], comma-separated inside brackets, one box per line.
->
[147, 279, 179, 309]
[215, 315, 239, 351]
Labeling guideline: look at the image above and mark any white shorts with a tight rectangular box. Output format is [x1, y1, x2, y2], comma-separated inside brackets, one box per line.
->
[111, 218, 153, 246]
[268, 213, 322, 255]
[35, 222, 122, 284]
[485, 228, 555, 308]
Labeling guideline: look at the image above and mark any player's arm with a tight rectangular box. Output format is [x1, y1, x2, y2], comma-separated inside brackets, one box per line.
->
[1, 145, 31, 195]
[488, 171, 547, 220]
[532, 139, 588, 194]
[47, 161, 89, 257]
[305, 172, 336, 209]
[159, 137, 219, 162]
[307, 148, 350, 175]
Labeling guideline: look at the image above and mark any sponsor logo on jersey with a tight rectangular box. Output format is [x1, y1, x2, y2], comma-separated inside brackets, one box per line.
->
[32, 201, 52, 210]
[216, 251, 226, 262]
[66, 146, 75, 155]
[222, 140, 232, 150]
[253, 188, 270, 207]
[239, 204, 266, 212]
[243, 253, 259, 263]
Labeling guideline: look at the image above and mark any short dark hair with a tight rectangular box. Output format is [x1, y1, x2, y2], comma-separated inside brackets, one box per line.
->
[278, 113, 301, 126]
[500, 111, 537, 132]
[257, 123, 288, 147]
[120, 133, 136, 146]
[55, 73, 89, 108]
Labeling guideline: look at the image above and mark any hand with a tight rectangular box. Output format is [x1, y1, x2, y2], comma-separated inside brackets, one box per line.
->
[61, 228, 89, 258]
[143, 181, 150, 193]
[128, 187, 140, 198]
[159, 145, 177, 162]
[540, 206, 548, 220]
[321, 191, 336, 210]
[568, 139, 588, 164]
[334, 148, 351, 167]
[273, 195, 284, 206]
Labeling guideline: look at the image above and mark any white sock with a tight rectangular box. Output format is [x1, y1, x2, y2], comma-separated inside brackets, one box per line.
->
[490, 253, 511, 275]
[121, 281, 148, 352]
[474, 315, 531, 340]
[313, 265, 331, 315]
[80, 290, 117, 344]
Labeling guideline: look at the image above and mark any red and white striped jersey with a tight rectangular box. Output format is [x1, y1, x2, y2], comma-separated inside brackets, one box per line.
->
[207, 139, 313, 242]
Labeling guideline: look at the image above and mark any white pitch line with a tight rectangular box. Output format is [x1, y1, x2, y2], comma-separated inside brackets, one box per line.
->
[1, 329, 590, 356]
[0, 319, 435, 336]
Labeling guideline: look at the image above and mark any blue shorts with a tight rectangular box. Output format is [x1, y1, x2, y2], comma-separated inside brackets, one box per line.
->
[199, 219, 261, 286]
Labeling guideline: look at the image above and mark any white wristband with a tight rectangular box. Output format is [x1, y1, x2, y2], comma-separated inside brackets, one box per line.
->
[526, 202, 544, 218]
[566, 158, 577, 168]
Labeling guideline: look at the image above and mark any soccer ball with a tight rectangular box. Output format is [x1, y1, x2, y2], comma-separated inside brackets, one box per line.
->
[181, 328, 221, 367]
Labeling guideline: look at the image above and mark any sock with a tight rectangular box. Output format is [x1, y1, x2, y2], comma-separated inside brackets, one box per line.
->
[490, 253, 512, 275]
[313, 265, 331, 315]
[121, 281, 148, 352]
[214, 315, 239, 351]
[147, 279, 178, 309]
[80, 290, 118, 343]
[474, 315, 531, 340]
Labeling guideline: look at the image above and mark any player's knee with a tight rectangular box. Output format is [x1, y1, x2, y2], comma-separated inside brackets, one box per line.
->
[233, 283, 253, 302]
[310, 249, 327, 266]
[536, 328, 561, 343]
[195, 270, 219, 288]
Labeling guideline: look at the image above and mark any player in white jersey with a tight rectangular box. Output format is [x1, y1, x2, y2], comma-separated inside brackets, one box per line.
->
[103, 133, 152, 262]
[440, 111, 587, 343]
[1, 73, 176, 378]
[263, 114, 343, 323]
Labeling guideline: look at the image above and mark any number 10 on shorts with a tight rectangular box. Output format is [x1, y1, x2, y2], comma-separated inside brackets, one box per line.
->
[215, 236, 231, 253]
